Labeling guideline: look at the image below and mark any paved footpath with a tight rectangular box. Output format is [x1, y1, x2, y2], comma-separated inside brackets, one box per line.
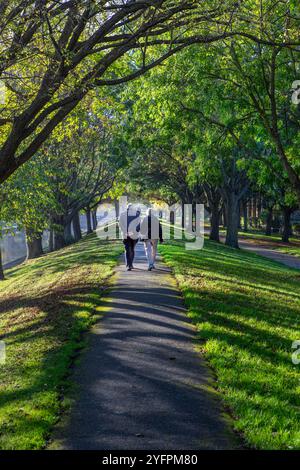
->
[238, 239, 300, 270]
[53, 243, 238, 450]
[210, 228, 300, 270]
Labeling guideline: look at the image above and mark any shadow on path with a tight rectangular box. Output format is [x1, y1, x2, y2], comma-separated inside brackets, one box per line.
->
[52, 243, 239, 450]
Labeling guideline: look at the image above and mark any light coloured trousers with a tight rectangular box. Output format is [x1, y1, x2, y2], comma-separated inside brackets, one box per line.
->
[143, 239, 158, 267]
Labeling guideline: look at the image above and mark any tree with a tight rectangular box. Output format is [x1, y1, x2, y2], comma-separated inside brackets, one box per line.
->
[44, 103, 123, 249]
[248, 149, 298, 242]
[123, 44, 258, 247]
[0, 93, 124, 278]
[196, 36, 300, 206]
[119, 77, 205, 227]
[0, 154, 57, 266]
[0, 1, 299, 185]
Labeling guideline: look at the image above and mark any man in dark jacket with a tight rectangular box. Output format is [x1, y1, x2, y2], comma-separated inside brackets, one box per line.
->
[119, 204, 141, 271]
[140, 208, 163, 271]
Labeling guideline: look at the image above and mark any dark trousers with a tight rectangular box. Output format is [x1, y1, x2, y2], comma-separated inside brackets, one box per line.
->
[123, 238, 138, 267]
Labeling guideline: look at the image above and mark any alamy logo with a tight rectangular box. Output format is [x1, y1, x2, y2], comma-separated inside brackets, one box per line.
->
[96, 196, 204, 251]
[0, 80, 5, 105]
[291, 80, 300, 105]
[0, 341, 6, 365]
[292, 340, 300, 365]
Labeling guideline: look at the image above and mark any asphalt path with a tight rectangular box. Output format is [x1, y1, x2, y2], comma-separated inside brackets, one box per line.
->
[53, 243, 238, 450]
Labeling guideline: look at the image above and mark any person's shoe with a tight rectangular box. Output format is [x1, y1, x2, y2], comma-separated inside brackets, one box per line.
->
[127, 266, 132, 271]
[148, 266, 152, 271]
[151, 264, 155, 269]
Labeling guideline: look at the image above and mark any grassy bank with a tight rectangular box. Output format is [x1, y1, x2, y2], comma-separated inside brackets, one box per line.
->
[0, 235, 122, 450]
[159, 240, 300, 449]
[237, 231, 300, 258]
[274, 245, 300, 258]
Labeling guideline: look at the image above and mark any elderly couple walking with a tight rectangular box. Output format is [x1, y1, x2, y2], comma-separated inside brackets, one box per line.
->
[119, 204, 163, 271]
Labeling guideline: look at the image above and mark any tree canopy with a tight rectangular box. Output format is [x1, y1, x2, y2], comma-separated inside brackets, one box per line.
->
[1, 0, 300, 184]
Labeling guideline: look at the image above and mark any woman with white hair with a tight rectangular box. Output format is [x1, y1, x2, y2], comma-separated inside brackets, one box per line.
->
[140, 208, 163, 271]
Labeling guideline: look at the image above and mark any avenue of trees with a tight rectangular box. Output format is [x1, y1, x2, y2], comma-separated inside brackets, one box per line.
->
[1, 1, 300, 278]
[119, 38, 300, 248]
[0, 93, 125, 278]
[0, 1, 299, 181]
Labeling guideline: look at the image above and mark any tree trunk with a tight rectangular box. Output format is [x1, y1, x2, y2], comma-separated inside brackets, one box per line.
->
[49, 229, 54, 252]
[192, 202, 197, 231]
[91, 210, 97, 231]
[282, 207, 292, 243]
[222, 206, 227, 228]
[53, 214, 66, 251]
[265, 208, 273, 236]
[181, 201, 185, 229]
[64, 221, 73, 245]
[247, 198, 252, 226]
[225, 194, 240, 248]
[0, 247, 5, 281]
[238, 202, 242, 229]
[27, 233, 43, 259]
[54, 233, 65, 250]
[242, 199, 248, 232]
[252, 196, 257, 227]
[86, 207, 93, 234]
[73, 212, 82, 242]
[114, 199, 120, 219]
[170, 210, 175, 225]
[209, 203, 220, 242]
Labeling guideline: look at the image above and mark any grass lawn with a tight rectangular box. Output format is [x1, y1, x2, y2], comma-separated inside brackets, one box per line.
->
[273, 246, 300, 258]
[0, 234, 122, 450]
[237, 229, 300, 244]
[239, 230, 298, 241]
[159, 239, 300, 449]
[214, 226, 300, 258]
[237, 230, 300, 258]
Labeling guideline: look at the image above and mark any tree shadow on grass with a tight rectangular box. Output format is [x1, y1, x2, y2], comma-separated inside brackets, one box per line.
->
[160, 241, 300, 448]
[0, 236, 122, 449]
[0, 282, 109, 449]
[6, 237, 119, 279]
